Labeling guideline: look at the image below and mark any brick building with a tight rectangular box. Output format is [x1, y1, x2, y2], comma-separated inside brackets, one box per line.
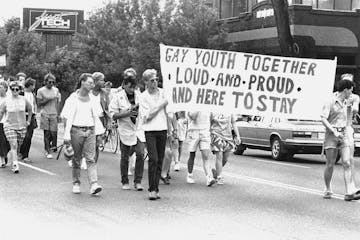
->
[211, 0, 360, 87]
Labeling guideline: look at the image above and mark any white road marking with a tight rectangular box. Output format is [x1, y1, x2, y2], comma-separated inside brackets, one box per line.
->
[190, 165, 358, 202]
[18, 162, 56, 176]
[254, 159, 310, 169]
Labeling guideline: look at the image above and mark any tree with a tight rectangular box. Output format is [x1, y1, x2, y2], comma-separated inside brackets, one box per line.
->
[6, 29, 46, 79]
[4, 17, 20, 34]
[271, 0, 295, 56]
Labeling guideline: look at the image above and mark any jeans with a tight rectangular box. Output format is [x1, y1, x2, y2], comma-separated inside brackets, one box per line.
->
[44, 130, 58, 153]
[145, 130, 167, 192]
[20, 114, 36, 159]
[70, 126, 98, 185]
[120, 138, 145, 184]
[0, 123, 10, 158]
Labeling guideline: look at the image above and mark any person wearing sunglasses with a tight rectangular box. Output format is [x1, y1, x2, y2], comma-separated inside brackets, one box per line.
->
[139, 69, 175, 200]
[0, 81, 33, 173]
[37, 73, 61, 159]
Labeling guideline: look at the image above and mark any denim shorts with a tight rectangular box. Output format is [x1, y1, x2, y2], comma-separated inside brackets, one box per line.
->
[324, 127, 351, 150]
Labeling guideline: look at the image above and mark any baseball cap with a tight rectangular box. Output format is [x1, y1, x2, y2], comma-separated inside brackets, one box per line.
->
[341, 73, 354, 81]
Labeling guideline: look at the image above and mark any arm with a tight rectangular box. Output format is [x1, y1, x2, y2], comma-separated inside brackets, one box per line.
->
[146, 99, 168, 122]
[36, 90, 54, 107]
[25, 100, 33, 125]
[231, 114, 241, 144]
[0, 102, 6, 122]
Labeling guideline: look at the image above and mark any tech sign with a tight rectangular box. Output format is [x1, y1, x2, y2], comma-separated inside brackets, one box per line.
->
[23, 8, 83, 33]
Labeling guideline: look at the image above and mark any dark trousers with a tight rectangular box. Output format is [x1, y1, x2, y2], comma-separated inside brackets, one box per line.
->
[20, 114, 36, 159]
[0, 123, 10, 158]
[145, 130, 167, 192]
[120, 138, 145, 184]
[44, 130, 57, 153]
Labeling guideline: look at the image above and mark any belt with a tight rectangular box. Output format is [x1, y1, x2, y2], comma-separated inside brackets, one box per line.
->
[334, 127, 346, 132]
[72, 125, 94, 131]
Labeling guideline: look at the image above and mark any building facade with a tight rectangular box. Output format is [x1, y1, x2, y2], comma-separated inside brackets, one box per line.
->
[22, 8, 84, 53]
[213, 0, 360, 88]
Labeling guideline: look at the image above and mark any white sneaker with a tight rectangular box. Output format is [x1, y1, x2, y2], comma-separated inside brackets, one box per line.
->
[217, 176, 224, 185]
[122, 184, 130, 190]
[72, 184, 81, 194]
[186, 173, 195, 184]
[46, 153, 54, 159]
[174, 163, 180, 171]
[90, 182, 103, 195]
[12, 162, 19, 174]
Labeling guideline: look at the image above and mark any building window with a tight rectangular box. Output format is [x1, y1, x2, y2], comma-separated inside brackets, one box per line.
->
[288, 0, 357, 10]
[219, 0, 248, 18]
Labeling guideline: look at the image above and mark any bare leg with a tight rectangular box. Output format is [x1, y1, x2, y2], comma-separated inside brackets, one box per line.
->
[340, 146, 357, 194]
[324, 148, 338, 192]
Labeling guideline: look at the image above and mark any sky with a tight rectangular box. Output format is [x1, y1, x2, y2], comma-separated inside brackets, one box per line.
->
[0, 0, 114, 26]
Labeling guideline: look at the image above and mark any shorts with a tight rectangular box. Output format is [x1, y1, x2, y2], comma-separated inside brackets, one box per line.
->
[40, 113, 58, 131]
[4, 127, 27, 144]
[211, 133, 234, 152]
[186, 129, 211, 152]
[324, 128, 351, 150]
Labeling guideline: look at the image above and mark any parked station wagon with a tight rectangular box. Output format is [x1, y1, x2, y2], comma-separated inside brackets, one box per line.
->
[233, 115, 321, 160]
[233, 115, 360, 160]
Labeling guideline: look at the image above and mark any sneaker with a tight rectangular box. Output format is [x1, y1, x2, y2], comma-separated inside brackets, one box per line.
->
[186, 173, 195, 184]
[323, 190, 333, 199]
[156, 192, 161, 199]
[0, 158, 6, 168]
[0, 163, 5, 168]
[148, 191, 157, 200]
[46, 153, 54, 159]
[174, 163, 180, 171]
[206, 175, 216, 187]
[134, 183, 144, 191]
[160, 176, 170, 185]
[122, 183, 131, 190]
[22, 158, 33, 163]
[72, 184, 81, 194]
[217, 176, 224, 185]
[12, 163, 19, 174]
[90, 183, 103, 195]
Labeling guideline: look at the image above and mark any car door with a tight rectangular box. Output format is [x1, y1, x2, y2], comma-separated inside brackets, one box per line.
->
[236, 115, 260, 146]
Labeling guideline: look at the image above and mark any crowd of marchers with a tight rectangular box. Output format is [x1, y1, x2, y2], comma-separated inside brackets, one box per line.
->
[0, 70, 360, 201]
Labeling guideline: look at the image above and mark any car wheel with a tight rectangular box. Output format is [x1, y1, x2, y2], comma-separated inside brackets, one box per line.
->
[233, 144, 246, 155]
[271, 137, 288, 161]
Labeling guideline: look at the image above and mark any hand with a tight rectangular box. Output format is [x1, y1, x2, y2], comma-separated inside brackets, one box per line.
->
[26, 121, 31, 126]
[333, 130, 341, 138]
[234, 136, 241, 145]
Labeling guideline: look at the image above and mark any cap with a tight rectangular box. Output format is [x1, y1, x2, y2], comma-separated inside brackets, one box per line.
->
[16, 72, 26, 78]
[341, 73, 354, 81]
[63, 144, 74, 161]
[124, 68, 137, 78]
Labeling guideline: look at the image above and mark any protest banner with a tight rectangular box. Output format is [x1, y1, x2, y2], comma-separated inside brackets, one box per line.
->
[160, 44, 337, 120]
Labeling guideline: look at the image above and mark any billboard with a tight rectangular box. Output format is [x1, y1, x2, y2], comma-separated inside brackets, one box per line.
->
[23, 8, 84, 33]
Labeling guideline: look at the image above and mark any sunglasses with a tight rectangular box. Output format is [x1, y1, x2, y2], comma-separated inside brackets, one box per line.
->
[11, 87, 20, 92]
[48, 81, 55, 84]
[149, 77, 158, 83]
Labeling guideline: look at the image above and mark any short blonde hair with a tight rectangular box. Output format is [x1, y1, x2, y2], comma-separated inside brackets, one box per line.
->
[142, 69, 157, 81]
[92, 72, 105, 83]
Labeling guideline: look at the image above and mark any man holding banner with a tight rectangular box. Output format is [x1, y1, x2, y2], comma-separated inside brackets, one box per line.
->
[321, 78, 360, 201]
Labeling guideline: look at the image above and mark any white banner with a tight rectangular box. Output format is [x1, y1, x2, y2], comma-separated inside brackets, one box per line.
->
[0, 54, 6, 67]
[160, 44, 337, 120]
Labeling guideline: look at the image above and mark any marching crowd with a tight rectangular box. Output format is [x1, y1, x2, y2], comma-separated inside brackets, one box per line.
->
[0, 69, 360, 201]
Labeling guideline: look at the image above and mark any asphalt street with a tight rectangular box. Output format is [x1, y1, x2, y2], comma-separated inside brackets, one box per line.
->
[1, 126, 360, 240]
